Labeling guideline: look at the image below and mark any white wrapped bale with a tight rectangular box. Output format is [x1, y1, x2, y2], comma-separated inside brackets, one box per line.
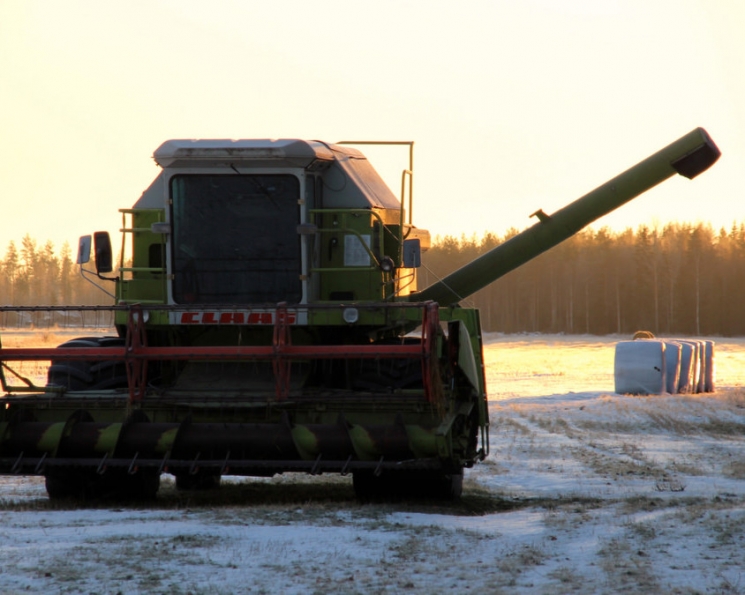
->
[676, 340, 703, 393]
[696, 341, 706, 393]
[676, 341, 695, 393]
[688, 341, 701, 393]
[704, 340, 715, 392]
[614, 340, 666, 395]
[663, 341, 681, 394]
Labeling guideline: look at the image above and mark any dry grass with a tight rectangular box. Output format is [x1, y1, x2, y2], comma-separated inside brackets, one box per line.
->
[1, 329, 100, 348]
[547, 565, 585, 590]
[723, 460, 745, 479]
[598, 536, 659, 592]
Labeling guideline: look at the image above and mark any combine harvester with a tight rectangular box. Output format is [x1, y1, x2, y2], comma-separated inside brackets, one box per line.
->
[0, 128, 720, 500]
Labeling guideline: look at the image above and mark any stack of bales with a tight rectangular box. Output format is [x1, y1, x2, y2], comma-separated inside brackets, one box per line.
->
[614, 335, 715, 395]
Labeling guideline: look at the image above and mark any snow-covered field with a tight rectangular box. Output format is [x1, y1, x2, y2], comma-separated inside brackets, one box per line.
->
[3, 334, 745, 594]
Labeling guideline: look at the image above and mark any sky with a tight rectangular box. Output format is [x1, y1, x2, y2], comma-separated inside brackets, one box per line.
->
[1, 0, 744, 255]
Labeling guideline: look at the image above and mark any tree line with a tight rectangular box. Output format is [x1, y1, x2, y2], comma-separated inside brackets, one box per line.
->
[420, 222, 745, 337]
[2, 224, 744, 336]
[0, 235, 109, 306]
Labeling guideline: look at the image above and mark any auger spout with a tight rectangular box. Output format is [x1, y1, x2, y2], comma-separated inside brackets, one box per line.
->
[412, 127, 720, 306]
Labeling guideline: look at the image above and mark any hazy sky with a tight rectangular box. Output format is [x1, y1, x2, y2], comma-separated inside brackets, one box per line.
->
[1, 0, 743, 253]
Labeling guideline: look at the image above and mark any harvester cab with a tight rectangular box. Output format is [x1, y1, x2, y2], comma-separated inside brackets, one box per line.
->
[0, 129, 720, 502]
[99, 139, 430, 307]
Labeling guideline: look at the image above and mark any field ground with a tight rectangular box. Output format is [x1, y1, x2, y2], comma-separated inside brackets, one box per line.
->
[1, 333, 745, 594]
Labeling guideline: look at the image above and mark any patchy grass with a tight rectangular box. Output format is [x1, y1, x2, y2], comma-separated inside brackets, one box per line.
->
[598, 536, 659, 592]
[722, 459, 745, 479]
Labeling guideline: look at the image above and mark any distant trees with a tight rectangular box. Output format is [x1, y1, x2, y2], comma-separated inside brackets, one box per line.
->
[420, 222, 745, 337]
[0, 234, 109, 306]
[3, 224, 745, 335]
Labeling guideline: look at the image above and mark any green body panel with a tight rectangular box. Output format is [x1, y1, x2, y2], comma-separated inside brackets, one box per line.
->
[308, 208, 401, 301]
[94, 423, 123, 454]
[118, 208, 168, 305]
[38, 423, 65, 453]
[155, 428, 178, 455]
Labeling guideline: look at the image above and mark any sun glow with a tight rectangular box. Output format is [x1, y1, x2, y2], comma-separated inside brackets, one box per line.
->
[1, 0, 743, 253]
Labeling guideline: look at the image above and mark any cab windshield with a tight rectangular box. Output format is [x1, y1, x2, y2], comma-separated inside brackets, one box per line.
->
[170, 174, 301, 304]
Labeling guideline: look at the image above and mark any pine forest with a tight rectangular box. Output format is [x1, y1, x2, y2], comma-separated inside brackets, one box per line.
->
[2, 223, 745, 336]
[420, 222, 745, 337]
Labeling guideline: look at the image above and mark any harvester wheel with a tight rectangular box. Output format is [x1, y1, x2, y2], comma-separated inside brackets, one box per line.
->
[352, 470, 383, 501]
[45, 468, 160, 502]
[47, 337, 128, 391]
[174, 470, 221, 491]
[352, 468, 463, 501]
[424, 470, 463, 500]
[44, 470, 88, 500]
[351, 352, 423, 392]
[117, 470, 161, 501]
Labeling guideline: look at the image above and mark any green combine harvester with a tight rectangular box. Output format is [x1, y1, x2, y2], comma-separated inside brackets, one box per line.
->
[0, 128, 720, 500]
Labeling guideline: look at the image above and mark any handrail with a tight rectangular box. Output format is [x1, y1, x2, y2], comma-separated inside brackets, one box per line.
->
[119, 267, 165, 273]
[401, 168, 413, 225]
[118, 208, 168, 304]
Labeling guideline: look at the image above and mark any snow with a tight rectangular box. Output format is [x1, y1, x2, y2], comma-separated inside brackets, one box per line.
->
[2, 334, 745, 594]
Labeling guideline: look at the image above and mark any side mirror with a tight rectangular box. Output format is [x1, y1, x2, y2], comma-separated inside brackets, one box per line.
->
[94, 231, 113, 274]
[403, 238, 421, 268]
[77, 235, 92, 265]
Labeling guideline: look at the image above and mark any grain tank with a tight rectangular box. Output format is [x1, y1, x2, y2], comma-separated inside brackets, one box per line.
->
[0, 128, 719, 500]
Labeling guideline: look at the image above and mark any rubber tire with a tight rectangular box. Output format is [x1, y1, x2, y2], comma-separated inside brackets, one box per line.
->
[174, 470, 221, 491]
[353, 468, 463, 502]
[426, 470, 463, 501]
[352, 469, 386, 502]
[45, 468, 160, 502]
[47, 336, 128, 391]
[351, 357, 423, 392]
[45, 470, 88, 500]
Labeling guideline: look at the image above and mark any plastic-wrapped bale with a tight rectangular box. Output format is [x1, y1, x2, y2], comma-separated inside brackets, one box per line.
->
[663, 341, 681, 394]
[676, 341, 695, 393]
[691, 341, 702, 392]
[694, 340, 716, 393]
[676, 340, 703, 393]
[696, 341, 706, 393]
[704, 340, 715, 392]
[669, 339, 714, 393]
[614, 340, 666, 395]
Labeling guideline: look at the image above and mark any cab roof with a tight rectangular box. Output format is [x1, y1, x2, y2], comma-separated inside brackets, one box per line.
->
[154, 139, 357, 169]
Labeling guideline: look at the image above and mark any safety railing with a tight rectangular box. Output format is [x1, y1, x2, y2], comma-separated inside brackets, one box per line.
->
[118, 208, 168, 304]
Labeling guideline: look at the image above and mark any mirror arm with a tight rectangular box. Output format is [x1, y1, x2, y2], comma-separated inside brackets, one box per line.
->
[78, 264, 117, 298]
